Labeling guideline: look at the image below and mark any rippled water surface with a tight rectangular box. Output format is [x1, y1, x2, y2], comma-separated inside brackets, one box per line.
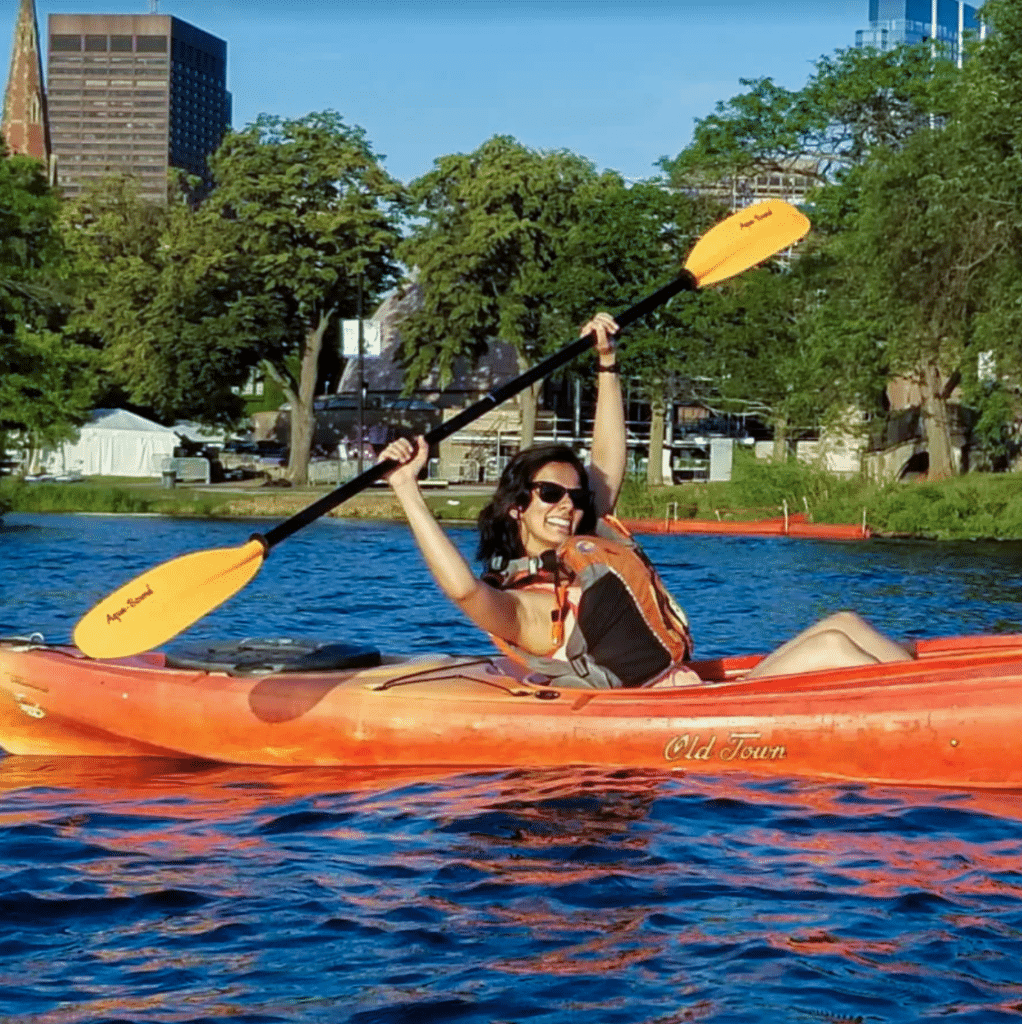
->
[2, 513, 1022, 1023]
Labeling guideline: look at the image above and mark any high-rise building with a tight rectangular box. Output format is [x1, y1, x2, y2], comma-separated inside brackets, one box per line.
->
[2, 0, 51, 170]
[855, 0, 983, 66]
[46, 13, 231, 202]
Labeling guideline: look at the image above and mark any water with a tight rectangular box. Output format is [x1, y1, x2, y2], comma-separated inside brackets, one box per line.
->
[2, 513, 1022, 1023]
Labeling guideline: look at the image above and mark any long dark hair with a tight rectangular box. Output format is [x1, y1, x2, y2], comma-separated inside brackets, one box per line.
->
[476, 444, 596, 565]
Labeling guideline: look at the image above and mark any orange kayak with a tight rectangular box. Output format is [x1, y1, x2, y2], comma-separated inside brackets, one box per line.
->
[1, 634, 1020, 788]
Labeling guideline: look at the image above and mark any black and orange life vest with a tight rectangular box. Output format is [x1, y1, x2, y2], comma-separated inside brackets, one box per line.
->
[482, 516, 693, 689]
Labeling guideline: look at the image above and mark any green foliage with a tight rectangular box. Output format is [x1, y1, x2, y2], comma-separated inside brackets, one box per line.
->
[60, 114, 405, 485]
[0, 325, 97, 450]
[204, 112, 405, 481]
[207, 112, 404, 331]
[0, 149, 98, 462]
[960, 380, 1020, 472]
[0, 478, 224, 516]
[398, 135, 598, 387]
[726, 447, 850, 511]
[551, 174, 726, 396]
[840, 4, 1022, 478]
[661, 42, 956, 187]
[0, 479, 156, 514]
[62, 175, 264, 427]
[867, 475, 1022, 539]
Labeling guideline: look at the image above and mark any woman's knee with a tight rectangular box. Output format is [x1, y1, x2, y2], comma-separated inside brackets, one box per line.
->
[801, 628, 868, 663]
[761, 629, 874, 676]
[816, 610, 869, 634]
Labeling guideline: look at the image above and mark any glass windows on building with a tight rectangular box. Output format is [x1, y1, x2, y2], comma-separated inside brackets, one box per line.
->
[46, 14, 230, 201]
[855, 0, 982, 65]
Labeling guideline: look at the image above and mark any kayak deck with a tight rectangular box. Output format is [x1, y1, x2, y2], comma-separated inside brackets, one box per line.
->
[2, 634, 1022, 788]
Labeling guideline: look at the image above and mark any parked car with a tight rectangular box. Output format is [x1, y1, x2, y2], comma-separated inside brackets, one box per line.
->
[380, 397, 439, 413]
[312, 394, 441, 451]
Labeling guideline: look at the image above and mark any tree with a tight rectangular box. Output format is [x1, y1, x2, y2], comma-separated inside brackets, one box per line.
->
[398, 136, 598, 448]
[204, 112, 405, 484]
[844, 0, 1022, 478]
[62, 173, 290, 430]
[661, 38, 966, 478]
[712, 261, 888, 462]
[0, 145, 96, 471]
[661, 42, 957, 190]
[550, 173, 725, 484]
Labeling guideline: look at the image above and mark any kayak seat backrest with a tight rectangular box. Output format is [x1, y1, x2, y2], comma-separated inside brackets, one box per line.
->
[165, 638, 381, 676]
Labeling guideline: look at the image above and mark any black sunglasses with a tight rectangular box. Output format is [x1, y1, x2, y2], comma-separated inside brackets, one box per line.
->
[529, 481, 589, 510]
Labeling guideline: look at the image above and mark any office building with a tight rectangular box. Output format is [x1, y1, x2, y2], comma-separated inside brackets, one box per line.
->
[855, 0, 983, 66]
[2, 0, 51, 169]
[46, 13, 231, 202]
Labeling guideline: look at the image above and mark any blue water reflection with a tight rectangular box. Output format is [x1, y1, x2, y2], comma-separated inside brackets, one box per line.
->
[2, 513, 1022, 1023]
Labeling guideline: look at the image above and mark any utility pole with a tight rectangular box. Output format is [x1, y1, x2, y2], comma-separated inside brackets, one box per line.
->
[149, 1, 160, 13]
[357, 273, 366, 476]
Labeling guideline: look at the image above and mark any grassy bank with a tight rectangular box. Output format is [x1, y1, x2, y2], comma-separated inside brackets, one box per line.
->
[616, 451, 1022, 541]
[0, 477, 409, 522]
[0, 478, 227, 517]
[4, 457, 1022, 540]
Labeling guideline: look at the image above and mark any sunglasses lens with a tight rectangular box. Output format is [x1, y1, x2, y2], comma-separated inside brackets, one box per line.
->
[534, 483, 561, 504]
[534, 483, 586, 509]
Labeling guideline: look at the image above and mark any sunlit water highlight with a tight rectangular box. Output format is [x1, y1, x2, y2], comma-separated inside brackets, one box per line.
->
[2, 513, 1021, 1023]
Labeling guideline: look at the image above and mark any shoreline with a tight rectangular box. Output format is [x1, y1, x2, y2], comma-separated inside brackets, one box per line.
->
[6, 476, 1022, 542]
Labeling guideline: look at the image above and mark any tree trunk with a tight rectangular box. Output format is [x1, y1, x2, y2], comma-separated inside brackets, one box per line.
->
[772, 417, 788, 462]
[647, 394, 666, 487]
[921, 361, 957, 480]
[288, 313, 330, 486]
[516, 352, 539, 450]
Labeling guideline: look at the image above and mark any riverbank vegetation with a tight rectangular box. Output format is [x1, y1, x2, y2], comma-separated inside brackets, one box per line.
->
[6, 453, 1022, 542]
[0, 479, 225, 517]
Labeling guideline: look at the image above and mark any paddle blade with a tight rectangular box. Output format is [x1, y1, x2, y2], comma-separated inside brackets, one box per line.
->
[73, 538, 267, 659]
[685, 200, 810, 288]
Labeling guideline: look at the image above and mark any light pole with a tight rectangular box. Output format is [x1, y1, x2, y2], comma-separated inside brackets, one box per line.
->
[356, 273, 366, 476]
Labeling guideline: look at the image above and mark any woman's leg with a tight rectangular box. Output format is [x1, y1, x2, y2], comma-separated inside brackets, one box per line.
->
[746, 611, 912, 679]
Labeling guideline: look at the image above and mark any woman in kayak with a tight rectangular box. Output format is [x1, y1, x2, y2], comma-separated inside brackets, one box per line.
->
[379, 313, 911, 683]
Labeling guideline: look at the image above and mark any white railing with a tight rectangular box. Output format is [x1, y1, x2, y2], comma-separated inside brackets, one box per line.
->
[159, 456, 210, 484]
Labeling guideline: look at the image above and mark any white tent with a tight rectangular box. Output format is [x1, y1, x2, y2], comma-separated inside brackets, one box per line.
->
[43, 409, 180, 478]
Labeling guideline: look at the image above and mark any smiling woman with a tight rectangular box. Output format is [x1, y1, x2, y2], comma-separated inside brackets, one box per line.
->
[377, 311, 698, 689]
[379, 314, 630, 661]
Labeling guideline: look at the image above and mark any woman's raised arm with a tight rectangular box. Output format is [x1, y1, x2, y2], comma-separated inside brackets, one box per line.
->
[377, 437, 554, 654]
[584, 312, 626, 516]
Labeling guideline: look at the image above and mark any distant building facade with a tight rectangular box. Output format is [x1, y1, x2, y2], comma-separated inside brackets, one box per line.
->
[2, 0, 51, 171]
[46, 13, 231, 202]
[682, 158, 821, 212]
[855, 0, 983, 66]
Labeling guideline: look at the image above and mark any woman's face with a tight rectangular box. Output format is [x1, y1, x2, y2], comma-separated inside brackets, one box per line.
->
[512, 461, 587, 557]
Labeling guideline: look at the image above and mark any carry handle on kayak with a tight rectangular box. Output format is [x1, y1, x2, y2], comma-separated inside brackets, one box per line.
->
[73, 200, 810, 659]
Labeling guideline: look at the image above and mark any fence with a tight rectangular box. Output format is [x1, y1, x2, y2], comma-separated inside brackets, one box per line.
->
[158, 456, 210, 484]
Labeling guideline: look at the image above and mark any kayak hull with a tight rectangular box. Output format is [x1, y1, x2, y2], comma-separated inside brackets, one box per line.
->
[1, 635, 1021, 788]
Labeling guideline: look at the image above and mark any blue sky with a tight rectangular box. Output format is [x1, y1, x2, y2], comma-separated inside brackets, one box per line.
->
[7, 0, 870, 183]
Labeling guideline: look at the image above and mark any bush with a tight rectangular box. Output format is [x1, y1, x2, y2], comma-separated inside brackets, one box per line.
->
[866, 474, 1022, 539]
[0, 479, 224, 517]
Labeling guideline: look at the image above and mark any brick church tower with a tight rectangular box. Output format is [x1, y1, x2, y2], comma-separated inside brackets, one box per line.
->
[2, 0, 52, 173]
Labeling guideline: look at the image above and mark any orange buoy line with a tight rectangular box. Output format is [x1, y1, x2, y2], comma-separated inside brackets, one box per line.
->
[621, 514, 871, 541]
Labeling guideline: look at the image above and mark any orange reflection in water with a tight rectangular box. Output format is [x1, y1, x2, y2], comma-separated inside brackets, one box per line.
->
[2, 757, 1021, 1019]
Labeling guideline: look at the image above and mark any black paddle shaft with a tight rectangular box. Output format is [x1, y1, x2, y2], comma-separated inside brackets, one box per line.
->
[260, 269, 698, 549]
